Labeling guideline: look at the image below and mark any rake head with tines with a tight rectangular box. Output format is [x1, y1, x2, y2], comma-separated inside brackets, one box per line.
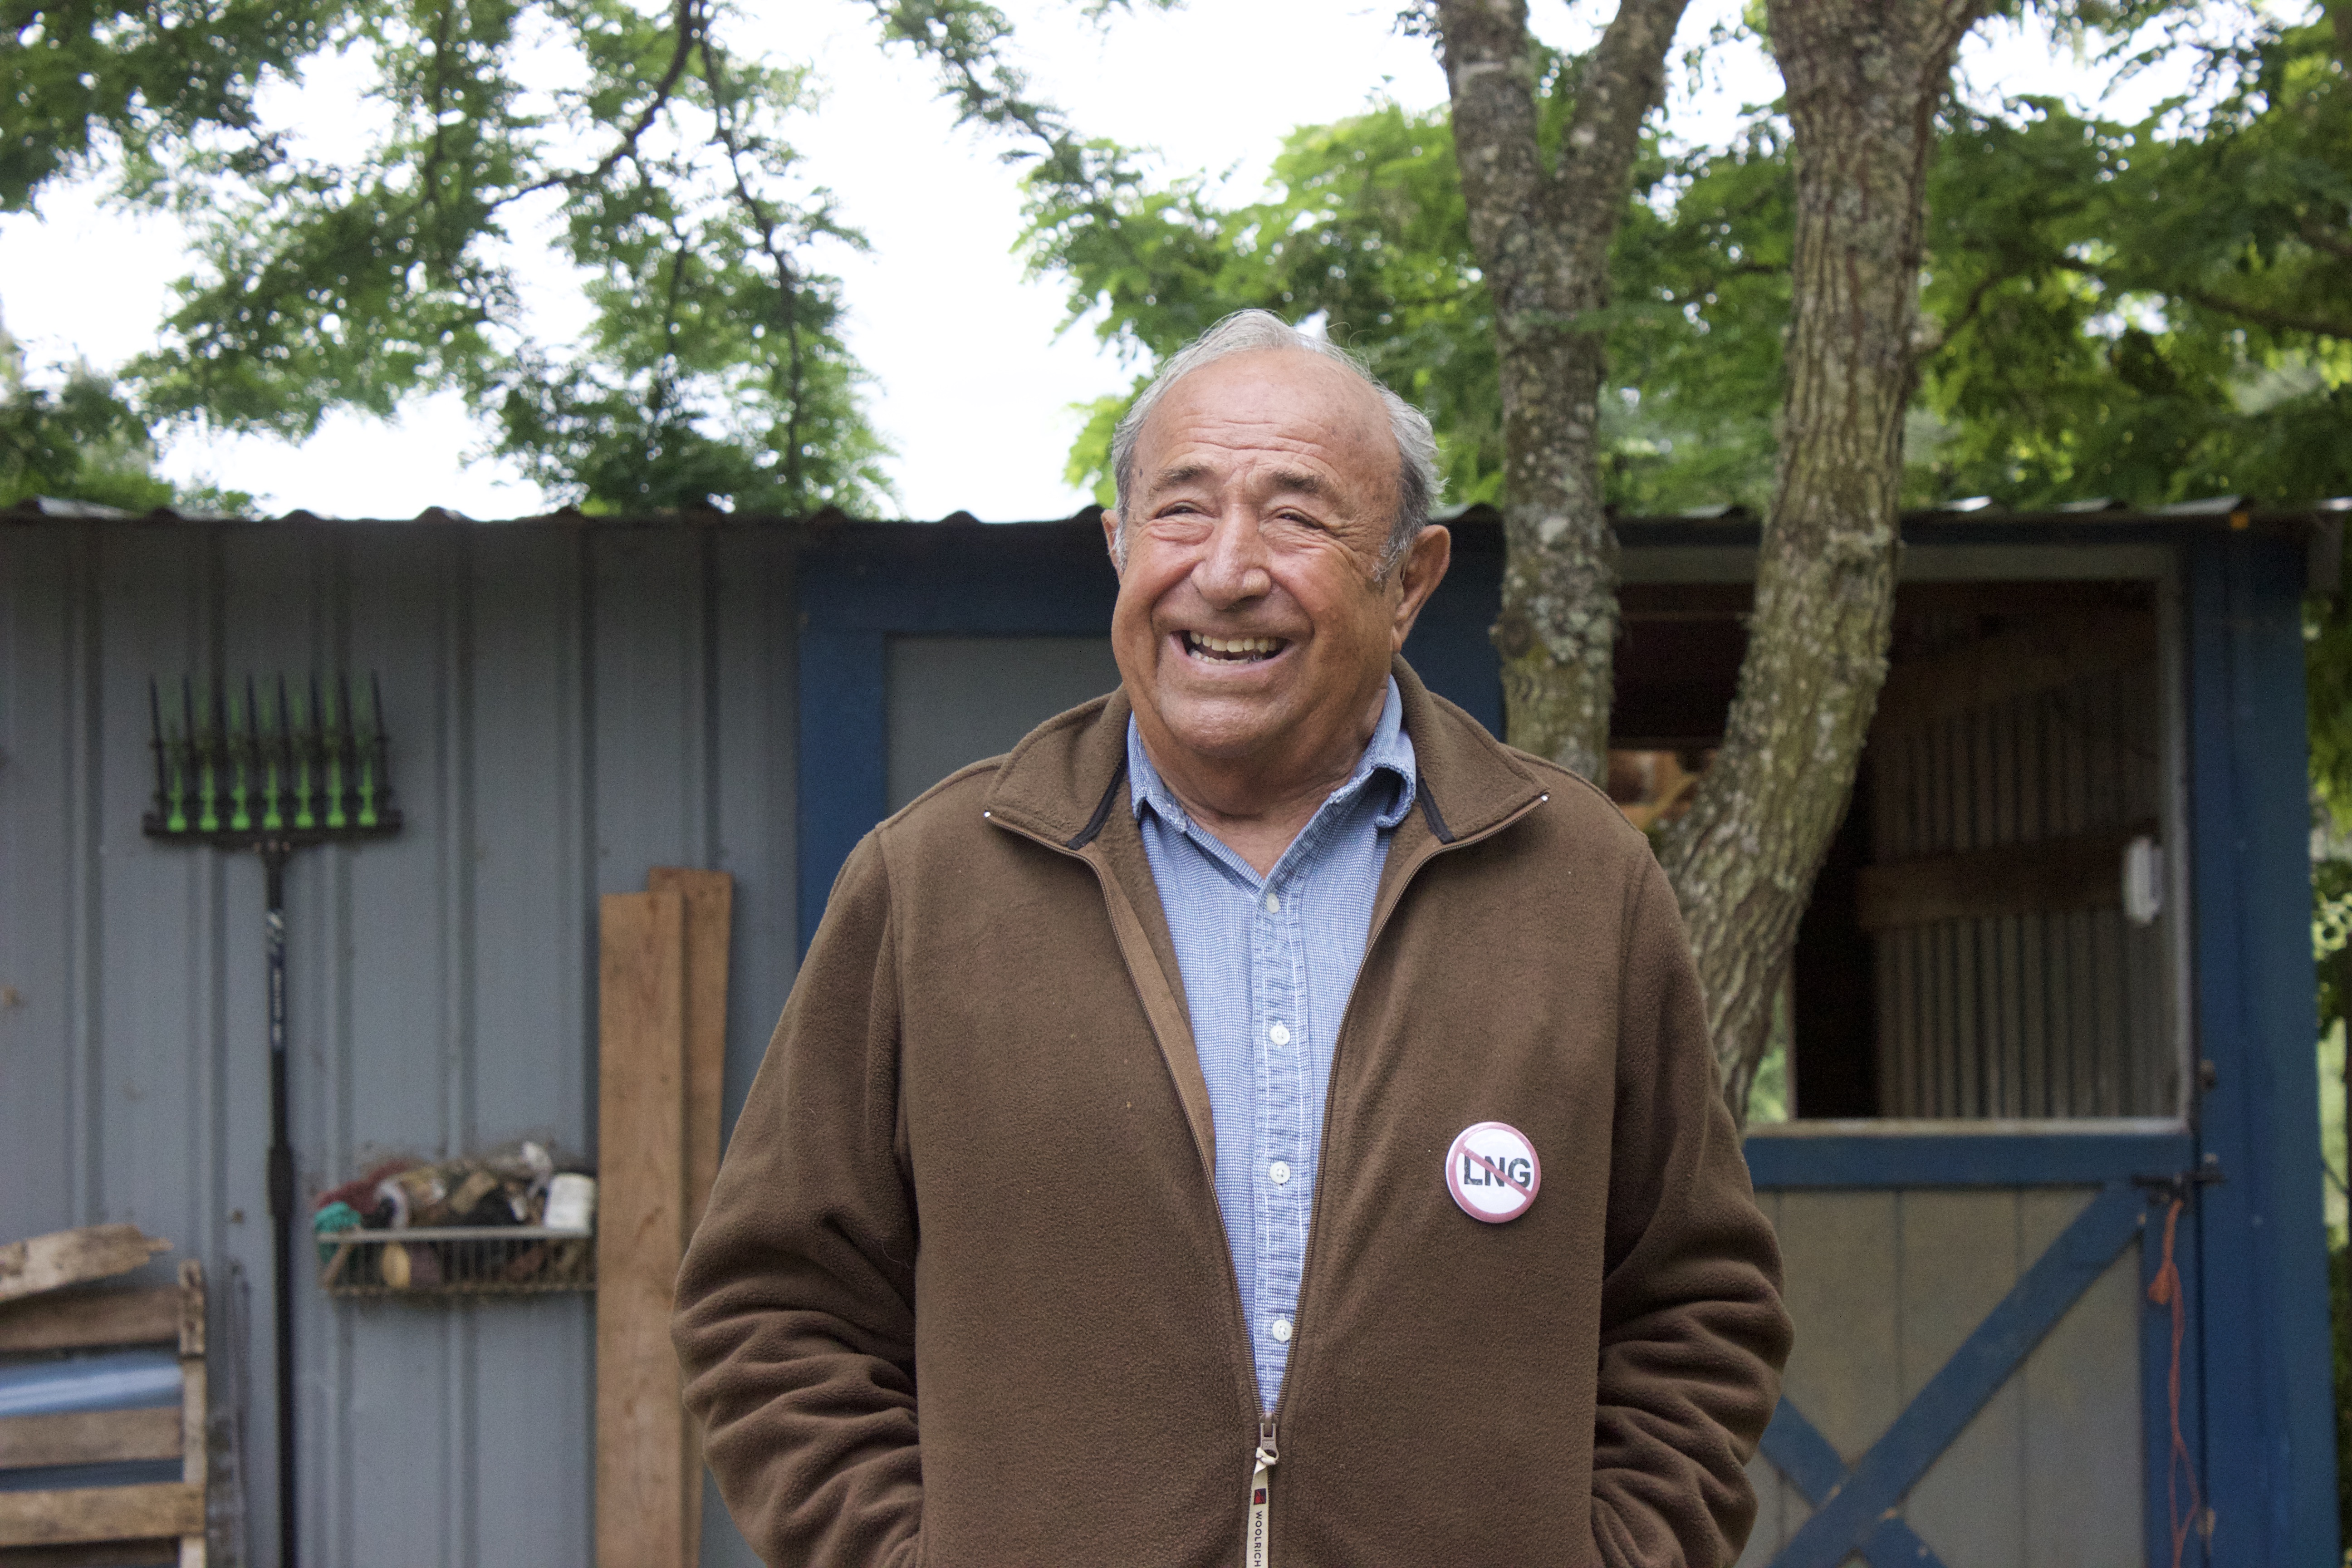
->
[143, 671, 402, 847]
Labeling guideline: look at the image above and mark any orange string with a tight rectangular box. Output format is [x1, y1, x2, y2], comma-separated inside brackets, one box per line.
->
[2146, 1196, 2203, 1568]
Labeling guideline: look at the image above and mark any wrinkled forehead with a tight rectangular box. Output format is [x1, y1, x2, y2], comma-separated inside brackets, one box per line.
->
[1133, 348, 1398, 491]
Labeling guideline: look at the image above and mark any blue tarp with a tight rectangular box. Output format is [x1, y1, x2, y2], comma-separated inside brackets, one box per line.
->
[0, 1348, 180, 1417]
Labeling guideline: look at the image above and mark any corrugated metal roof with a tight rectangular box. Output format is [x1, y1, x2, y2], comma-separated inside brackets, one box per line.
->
[10, 495, 2350, 530]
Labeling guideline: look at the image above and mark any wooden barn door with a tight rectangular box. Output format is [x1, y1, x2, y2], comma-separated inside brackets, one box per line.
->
[1858, 587, 2178, 1120]
[1740, 580, 2205, 1568]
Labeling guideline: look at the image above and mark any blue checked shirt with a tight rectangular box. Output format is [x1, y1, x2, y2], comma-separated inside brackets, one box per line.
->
[1127, 677, 1417, 1410]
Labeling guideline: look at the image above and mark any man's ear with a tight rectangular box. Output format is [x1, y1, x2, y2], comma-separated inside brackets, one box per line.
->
[1388, 525, 1452, 650]
[1102, 507, 1124, 572]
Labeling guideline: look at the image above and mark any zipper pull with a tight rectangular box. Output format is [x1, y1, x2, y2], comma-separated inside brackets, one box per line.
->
[1245, 1418, 1278, 1568]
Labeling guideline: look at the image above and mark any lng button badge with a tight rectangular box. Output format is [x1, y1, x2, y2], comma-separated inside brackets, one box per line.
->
[1446, 1121, 1541, 1223]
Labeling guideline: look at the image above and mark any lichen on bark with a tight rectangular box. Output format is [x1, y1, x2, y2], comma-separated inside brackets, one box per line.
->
[1437, 0, 1984, 1122]
[1436, 0, 1692, 784]
[1655, 0, 1984, 1119]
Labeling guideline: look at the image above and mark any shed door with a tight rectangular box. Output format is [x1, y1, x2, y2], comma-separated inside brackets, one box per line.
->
[1738, 580, 2199, 1568]
[884, 635, 1119, 811]
[1861, 588, 2178, 1118]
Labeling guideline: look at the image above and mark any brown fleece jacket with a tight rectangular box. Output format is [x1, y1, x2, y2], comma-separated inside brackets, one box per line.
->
[673, 659, 1790, 1568]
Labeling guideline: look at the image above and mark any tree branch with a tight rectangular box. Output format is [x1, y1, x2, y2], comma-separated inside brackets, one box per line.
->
[1914, 265, 2005, 359]
[411, 0, 464, 226]
[2298, 213, 2352, 264]
[524, 0, 703, 198]
[1433, 0, 1544, 293]
[1552, 0, 1691, 270]
[2065, 257, 2352, 340]
[2174, 281, 2352, 340]
[860, 0, 1072, 159]
[701, 36, 811, 507]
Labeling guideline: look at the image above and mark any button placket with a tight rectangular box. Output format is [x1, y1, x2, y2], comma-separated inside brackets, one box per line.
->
[1250, 867, 1310, 1393]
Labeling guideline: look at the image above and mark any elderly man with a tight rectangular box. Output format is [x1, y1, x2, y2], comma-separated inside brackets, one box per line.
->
[674, 310, 1789, 1568]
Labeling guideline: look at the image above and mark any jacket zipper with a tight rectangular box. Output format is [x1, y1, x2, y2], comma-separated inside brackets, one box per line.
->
[1245, 1416, 1279, 1568]
[1251, 786, 1550, 1556]
[994, 785, 1549, 1565]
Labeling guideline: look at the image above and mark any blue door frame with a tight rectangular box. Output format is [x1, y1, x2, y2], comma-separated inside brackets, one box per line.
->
[2179, 536, 2336, 1568]
[793, 518, 2339, 1567]
[1744, 1130, 2202, 1568]
[793, 518, 1506, 950]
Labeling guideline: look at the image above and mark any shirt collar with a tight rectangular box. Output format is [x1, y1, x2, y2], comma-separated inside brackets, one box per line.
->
[1127, 676, 1419, 834]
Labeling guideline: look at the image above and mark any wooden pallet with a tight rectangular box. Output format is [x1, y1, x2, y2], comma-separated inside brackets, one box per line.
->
[0, 1259, 209, 1567]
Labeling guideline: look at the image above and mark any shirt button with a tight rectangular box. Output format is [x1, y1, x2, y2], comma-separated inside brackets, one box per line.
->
[1269, 1161, 1291, 1185]
[1269, 1317, 1293, 1343]
[1268, 1022, 1291, 1047]
[1264, 890, 1281, 913]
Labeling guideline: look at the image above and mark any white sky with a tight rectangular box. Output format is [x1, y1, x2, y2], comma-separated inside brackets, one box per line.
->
[0, 0, 2188, 520]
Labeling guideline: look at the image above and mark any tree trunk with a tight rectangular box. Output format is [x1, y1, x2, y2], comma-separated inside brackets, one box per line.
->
[1656, 0, 1982, 1119]
[1436, 0, 1691, 783]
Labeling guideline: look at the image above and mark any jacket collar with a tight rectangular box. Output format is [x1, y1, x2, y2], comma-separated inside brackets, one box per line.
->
[980, 657, 1552, 1186]
[982, 655, 1548, 850]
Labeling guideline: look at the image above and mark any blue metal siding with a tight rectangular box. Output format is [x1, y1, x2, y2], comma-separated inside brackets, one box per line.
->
[1744, 1129, 2193, 1187]
[793, 518, 1506, 950]
[9, 512, 2340, 1566]
[0, 518, 798, 1568]
[2183, 536, 2340, 1568]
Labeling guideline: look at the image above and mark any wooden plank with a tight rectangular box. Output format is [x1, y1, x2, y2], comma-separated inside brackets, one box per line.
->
[596, 889, 689, 1568]
[2019, 1189, 2143, 1568]
[0, 1228, 172, 1306]
[0, 1288, 178, 1354]
[2067, 909, 2098, 1117]
[1997, 914, 2027, 1118]
[1857, 820, 2155, 931]
[0, 1407, 182, 1468]
[1875, 608, 2156, 733]
[172, 1261, 202, 1360]
[1775, 1185, 2147, 1568]
[1898, 1190, 2025, 1564]
[1876, 930, 1908, 1119]
[179, 1358, 206, 1490]
[1954, 921, 1981, 1117]
[0, 1485, 205, 1548]
[645, 865, 732, 1568]
[2021, 910, 2051, 1117]
[644, 869, 733, 1241]
[0, 1540, 177, 1566]
[1774, 1192, 1902, 1461]
[1924, 926, 1950, 1117]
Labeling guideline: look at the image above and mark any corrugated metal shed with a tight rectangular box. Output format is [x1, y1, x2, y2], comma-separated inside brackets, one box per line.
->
[1, 510, 801, 1567]
[4, 495, 2343, 1568]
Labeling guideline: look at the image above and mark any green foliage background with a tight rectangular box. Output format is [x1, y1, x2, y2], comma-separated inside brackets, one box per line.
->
[7, 0, 894, 514]
[1025, 16, 2351, 518]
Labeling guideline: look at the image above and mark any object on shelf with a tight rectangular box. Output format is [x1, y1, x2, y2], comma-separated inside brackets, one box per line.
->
[312, 1142, 592, 1299]
[543, 1174, 596, 1234]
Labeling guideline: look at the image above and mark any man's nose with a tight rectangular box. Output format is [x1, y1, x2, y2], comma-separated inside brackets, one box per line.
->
[1191, 509, 1273, 606]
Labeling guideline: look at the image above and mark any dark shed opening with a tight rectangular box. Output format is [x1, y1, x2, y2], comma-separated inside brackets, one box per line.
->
[1610, 579, 2176, 1122]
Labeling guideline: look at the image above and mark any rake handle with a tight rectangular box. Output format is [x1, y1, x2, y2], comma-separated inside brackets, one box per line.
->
[264, 844, 298, 1568]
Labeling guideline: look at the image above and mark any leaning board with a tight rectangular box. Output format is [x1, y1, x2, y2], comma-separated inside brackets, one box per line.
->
[0, 1259, 209, 1566]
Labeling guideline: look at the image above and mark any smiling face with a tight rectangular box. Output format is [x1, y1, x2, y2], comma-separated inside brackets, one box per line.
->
[1105, 348, 1450, 817]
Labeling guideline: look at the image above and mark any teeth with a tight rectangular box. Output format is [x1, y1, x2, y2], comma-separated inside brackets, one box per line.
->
[1188, 632, 1283, 657]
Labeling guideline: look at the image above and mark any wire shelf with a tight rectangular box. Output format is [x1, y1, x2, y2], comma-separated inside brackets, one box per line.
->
[317, 1226, 593, 1298]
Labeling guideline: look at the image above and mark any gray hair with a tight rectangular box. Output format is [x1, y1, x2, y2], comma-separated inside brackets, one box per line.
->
[1109, 309, 1442, 576]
